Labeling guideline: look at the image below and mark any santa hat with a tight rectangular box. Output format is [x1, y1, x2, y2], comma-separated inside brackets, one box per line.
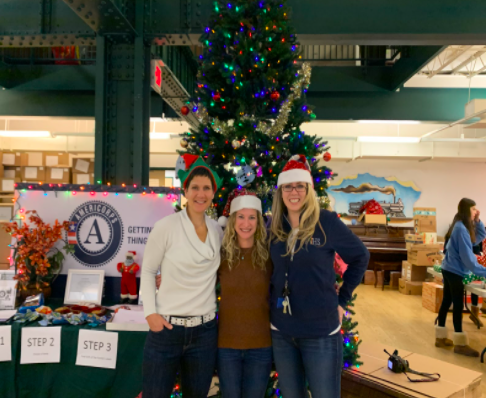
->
[218, 188, 262, 227]
[180, 154, 198, 170]
[277, 154, 313, 187]
[126, 251, 136, 259]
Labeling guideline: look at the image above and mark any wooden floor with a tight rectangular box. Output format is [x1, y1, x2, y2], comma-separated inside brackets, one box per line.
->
[353, 284, 486, 396]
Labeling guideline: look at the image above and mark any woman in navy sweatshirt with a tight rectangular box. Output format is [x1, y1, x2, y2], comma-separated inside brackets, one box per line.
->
[269, 155, 369, 398]
[436, 198, 486, 357]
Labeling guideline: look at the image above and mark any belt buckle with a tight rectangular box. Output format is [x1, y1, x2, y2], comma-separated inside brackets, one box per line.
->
[184, 317, 190, 327]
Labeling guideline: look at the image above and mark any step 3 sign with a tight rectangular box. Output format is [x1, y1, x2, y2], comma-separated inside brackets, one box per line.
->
[76, 329, 118, 369]
[0, 325, 12, 362]
[21, 326, 61, 364]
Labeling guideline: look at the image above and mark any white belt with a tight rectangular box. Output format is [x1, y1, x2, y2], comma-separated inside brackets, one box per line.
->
[163, 312, 216, 328]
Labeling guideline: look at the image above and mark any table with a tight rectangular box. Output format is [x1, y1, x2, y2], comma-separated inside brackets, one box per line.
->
[374, 262, 402, 291]
[0, 299, 147, 398]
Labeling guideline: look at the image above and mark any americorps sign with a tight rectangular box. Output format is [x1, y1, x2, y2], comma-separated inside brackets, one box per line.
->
[15, 186, 180, 276]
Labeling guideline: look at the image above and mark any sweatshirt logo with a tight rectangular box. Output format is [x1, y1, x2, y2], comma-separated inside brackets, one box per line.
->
[311, 238, 321, 246]
[67, 201, 124, 268]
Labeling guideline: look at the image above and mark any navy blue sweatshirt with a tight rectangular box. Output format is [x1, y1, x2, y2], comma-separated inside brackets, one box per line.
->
[270, 210, 370, 338]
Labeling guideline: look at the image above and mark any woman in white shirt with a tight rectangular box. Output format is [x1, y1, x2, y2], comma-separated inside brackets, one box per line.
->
[141, 157, 223, 398]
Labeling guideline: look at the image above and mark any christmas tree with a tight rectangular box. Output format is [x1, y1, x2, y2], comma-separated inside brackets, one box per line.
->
[178, 0, 334, 215]
[175, 0, 362, 394]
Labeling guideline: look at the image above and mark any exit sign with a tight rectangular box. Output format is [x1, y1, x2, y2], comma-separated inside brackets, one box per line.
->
[151, 60, 163, 94]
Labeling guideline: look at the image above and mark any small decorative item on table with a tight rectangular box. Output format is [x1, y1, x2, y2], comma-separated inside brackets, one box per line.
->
[117, 251, 140, 304]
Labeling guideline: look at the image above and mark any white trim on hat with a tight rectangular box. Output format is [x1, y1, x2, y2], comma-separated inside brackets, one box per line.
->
[277, 169, 313, 187]
[230, 195, 262, 214]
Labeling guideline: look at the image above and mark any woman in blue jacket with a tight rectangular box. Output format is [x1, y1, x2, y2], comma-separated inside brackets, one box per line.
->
[436, 198, 486, 357]
[269, 155, 369, 398]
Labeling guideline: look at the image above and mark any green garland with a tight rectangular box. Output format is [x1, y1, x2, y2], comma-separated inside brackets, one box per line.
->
[433, 264, 486, 285]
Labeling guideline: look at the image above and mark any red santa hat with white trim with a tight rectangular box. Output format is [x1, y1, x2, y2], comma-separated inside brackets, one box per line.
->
[277, 154, 314, 187]
[126, 251, 136, 259]
[218, 188, 262, 227]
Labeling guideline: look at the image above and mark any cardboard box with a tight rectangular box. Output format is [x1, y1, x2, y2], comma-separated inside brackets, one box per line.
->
[398, 278, 423, 295]
[413, 207, 437, 233]
[20, 166, 46, 182]
[73, 172, 94, 185]
[406, 234, 424, 250]
[46, 167, 71, 183]
[20, 152, 44, 167]
[402, 260, 428, 282]
[422, 232, 438, 244]
[73, 157, 95, 174]
[43, 152, 70, 167]
[0, 178, 19, 192]
[1, 152, 21, 166]
[364, 214, 387, 225]
[3, 166, 21, 179]
[363, 270, 375, 285]
[390, 271, 400, 289]
[357, 347, 482, 398]
[422, 282, 444, 313]
[408, 244, 443, 266]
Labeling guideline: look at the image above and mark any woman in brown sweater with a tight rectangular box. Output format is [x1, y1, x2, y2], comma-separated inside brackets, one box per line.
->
[217, 188, 273, 398]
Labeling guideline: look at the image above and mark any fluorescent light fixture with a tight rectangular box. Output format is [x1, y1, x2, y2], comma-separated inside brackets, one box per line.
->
[357, 136, 420, 143]
[150, 132, 171, 140]
[357, 120, 420, 125]
[0, 130, 51, 138]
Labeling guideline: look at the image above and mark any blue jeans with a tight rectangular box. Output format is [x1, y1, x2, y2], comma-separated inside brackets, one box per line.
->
[143, 319, 218, 398]
[217, 347, 273, 398]
[271, 330, 343, 398]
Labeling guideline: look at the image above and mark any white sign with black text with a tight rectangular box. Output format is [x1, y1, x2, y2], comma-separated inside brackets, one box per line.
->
[0, 280, 16, 310]
[0, 325, 12, 362]
[20, 326, 61, 364]
[76, 329, 118, 369]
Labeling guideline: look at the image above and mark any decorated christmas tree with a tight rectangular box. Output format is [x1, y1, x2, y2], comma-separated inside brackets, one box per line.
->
[175, 0, 362, 395]
[177, 0, 334, 216]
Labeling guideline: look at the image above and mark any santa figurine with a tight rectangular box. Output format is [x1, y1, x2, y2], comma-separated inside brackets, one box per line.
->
[117, 251, 140, 304]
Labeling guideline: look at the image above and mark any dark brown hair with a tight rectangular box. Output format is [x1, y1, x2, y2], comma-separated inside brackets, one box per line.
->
[445, 198, 476, 244]
[184, 167, 215, 192]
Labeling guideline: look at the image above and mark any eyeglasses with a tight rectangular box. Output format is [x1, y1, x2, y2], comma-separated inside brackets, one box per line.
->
[282, 184, 307, 192]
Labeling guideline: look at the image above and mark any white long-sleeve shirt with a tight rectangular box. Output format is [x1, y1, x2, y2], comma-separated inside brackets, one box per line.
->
[141, 208, 223, 318]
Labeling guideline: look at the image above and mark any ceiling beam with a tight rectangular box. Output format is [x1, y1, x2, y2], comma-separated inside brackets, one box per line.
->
[59, 0, 136, 38]
[3, 0, 486, 47]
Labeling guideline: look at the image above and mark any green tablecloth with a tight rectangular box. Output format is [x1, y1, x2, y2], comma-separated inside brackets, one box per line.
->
[0, 299, 147, 398]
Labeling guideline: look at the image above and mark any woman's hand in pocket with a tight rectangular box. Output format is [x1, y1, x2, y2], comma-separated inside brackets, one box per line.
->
[146, 313, 172, 332]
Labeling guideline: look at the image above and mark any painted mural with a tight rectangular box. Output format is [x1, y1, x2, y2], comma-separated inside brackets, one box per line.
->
[329, 173, 421, 218]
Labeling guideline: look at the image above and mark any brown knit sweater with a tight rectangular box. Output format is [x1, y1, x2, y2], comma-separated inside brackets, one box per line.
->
[217, 247, 273, 349]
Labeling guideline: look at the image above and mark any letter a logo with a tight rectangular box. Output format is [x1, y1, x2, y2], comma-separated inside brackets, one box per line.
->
[84, 219, 105, 244]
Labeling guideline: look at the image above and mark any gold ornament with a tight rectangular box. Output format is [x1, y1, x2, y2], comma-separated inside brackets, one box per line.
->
[232, 139, 241, 149]
[180, 138, 188, 148]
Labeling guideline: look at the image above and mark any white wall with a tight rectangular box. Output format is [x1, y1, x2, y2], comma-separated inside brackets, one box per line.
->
[325, 159, 486, 235]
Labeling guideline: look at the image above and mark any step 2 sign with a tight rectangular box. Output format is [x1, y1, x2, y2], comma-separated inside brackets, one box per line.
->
[21, 326, 61, 364]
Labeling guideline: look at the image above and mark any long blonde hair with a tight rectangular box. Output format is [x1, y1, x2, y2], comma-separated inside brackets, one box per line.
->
[270, 184, 326, 256]
[221, 211, 269, 271]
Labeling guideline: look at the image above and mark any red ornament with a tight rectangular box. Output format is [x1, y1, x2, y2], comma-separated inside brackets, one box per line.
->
[323, 152, 332, 162]
[270, 91, 280, 101]
[181, 106, 190, 116]
[213, 93, 221, 102]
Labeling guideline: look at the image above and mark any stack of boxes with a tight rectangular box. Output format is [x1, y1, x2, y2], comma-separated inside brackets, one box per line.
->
[399, 207, 443, 300]
[72, 158, 95, 184]
[1, 152, 75, 189]
[0, 152, 21, 192]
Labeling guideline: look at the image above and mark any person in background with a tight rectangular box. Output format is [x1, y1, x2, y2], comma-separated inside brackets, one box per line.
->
[268, 155, 370, 398]
[435, 198, 486, 357]
[141, 157, 223, 398]
[216, 188, 273, 398]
